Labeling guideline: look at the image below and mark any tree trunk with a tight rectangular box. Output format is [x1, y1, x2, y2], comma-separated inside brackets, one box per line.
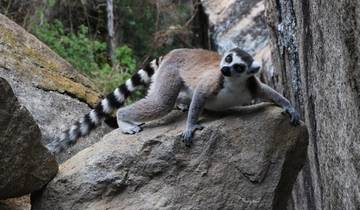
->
[191, 0, 210, 49]
[265, 0, 360, 209]
[106, 0, 116, 66]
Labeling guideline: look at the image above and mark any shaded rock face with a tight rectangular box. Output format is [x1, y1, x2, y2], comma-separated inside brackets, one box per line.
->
[265, 0, 360, 209]
[201, 0, 273, 82]
[0, 14, 111, 162]
[0, 78, 58, 199]
[32, 105, 308, 210]
[0, 196, 31, 210]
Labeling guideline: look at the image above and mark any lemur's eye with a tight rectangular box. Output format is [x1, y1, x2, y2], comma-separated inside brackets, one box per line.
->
[233, 64, 246, 73]
[225, 55, 232, 63]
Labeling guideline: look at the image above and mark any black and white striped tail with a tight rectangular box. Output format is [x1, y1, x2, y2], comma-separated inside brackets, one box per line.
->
[47, 57, 162, 153]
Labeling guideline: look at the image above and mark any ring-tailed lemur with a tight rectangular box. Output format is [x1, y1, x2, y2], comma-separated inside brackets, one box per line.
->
[49, 48, 300, 152]
[47, 57, 162, 153]
[115, 48, 300, 146]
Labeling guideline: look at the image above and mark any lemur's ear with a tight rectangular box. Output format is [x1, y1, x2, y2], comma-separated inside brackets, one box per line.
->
[251, 61, 261, 70]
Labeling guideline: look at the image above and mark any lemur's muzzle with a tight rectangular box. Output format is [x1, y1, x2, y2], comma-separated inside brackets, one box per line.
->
[221, 66, 231, 77]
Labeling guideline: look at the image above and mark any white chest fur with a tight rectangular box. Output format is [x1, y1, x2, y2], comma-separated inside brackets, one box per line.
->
[205, 77, 253, 111]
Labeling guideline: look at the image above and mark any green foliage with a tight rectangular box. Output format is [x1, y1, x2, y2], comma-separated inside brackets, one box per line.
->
[114, 0, 192, 58]
[33, 20, 138, 94]
[114, 46, 136, 70]
[115, 0, 157, 58]
[47, 0, 56, 8]
[94, 64, 129, 93]
[28, 1, 194, 97]
[95, 46, 138, 93]
[33, 20, 107, 74]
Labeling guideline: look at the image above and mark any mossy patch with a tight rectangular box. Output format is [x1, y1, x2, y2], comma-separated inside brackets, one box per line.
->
[0, 14, 101, 107]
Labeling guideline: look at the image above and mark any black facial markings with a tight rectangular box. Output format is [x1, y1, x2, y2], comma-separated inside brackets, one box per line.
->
[225, 54, 233, 63]
[230, 48, 254, 65]
[221, 66, 231, 77]
[233, 63, 246, 73]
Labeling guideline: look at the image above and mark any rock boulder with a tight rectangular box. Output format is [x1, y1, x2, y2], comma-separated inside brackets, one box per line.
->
[265, 0, 360, 209]
[32, 104, 308, 210]
[0, 14, 111, 162]
[0, 196, 31, 210]
[0, 78, 58, 199]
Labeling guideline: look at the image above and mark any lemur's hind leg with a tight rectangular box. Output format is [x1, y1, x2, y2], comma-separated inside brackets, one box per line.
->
[117, 69, 183, 134]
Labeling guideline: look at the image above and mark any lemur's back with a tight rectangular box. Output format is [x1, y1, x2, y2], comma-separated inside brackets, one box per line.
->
[159, 48, 222, 92]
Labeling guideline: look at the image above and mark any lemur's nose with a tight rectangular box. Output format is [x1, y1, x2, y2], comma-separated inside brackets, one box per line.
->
[221, 66, 231, 77]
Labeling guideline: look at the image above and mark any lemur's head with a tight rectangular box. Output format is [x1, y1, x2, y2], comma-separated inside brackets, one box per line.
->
[220, 48, 261, 78]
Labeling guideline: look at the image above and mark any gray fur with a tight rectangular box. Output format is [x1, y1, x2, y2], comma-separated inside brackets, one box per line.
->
[181, 87, 206, 145]
[254, 78, 300, 125]
[116, 59, 183, 133]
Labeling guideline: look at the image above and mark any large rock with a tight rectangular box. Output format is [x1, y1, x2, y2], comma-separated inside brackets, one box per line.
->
[265, 0, 360, 209]
[0, 78, 58, 199]
[0, 196, 31, 210]
[32, 104, 308, 210]
[201, 0, 273, 82]
[0, 14, 111, 162]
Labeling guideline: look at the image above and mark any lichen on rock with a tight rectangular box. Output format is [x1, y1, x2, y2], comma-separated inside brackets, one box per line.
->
[0, 14, 111, 162]
[0, 14, 101, 106]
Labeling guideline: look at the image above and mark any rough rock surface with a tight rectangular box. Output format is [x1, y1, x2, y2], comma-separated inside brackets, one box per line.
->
[265, 0, 360, 209]
[0, 78, 58, 199]
[0, 196, 31, 210]
[201, 0, 273, 82]
[0, 14, 111, 162]
[32, 104, 308, 210]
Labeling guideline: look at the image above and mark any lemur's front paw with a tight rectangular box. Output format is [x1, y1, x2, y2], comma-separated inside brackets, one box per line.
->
[282, 107, 300, 126]
[181, 124, 204, 147]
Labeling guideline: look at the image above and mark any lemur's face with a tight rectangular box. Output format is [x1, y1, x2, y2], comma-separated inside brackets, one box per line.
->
[220, 48, 261, 78]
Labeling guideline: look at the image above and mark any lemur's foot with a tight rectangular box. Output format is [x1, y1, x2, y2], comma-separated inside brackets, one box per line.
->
[176, 103, 189, 112]
[105, 117, 144, 128]
[181, 124, 204, 147]
[282, 106, 300, 126]
[118, 120, 143, 134]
